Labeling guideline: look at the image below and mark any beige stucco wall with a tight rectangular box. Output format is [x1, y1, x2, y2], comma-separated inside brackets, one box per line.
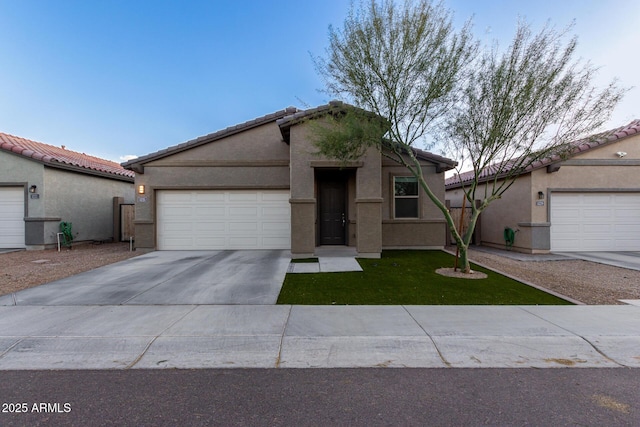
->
[133, 122, 291, 249]
[287, 120, 383, 257]
[381, 160, 448, 248]
[132, 116, 451, 254]
[446, 132, 640, 253]
[0, 150, 44, 219]
[448, 174, 534, 252]
[44, 168, 134, 246]
[1, 150, 133, 249]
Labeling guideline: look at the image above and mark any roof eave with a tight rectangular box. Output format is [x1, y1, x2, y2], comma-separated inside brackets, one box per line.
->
[125, 107, 300, 169]
[47, 161, 135, 182]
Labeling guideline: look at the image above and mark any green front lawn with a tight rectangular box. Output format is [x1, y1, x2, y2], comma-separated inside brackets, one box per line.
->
[277, 250, 572, 305]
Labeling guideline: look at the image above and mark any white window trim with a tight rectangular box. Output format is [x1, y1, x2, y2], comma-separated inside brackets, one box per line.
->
[393, 176, 419, 219]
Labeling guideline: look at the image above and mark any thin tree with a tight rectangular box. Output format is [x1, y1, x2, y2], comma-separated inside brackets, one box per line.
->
[313, 0, 625, 273]
[440, 21, 626, 272]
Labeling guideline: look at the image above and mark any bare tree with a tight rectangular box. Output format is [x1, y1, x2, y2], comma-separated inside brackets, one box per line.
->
[313, 0, 625, 273]
[441, 21, 626, 272]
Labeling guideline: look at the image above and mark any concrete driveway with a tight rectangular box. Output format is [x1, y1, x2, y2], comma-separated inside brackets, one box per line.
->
[558, 251, 640, 272]
[1, 249, 640, 369]
[0, 250, 291, 306]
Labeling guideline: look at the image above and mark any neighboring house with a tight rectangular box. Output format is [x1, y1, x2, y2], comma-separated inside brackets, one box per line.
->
[445, 119, 640, 253]
[123, 101, 456, 258]
[0, 133, 135, 250]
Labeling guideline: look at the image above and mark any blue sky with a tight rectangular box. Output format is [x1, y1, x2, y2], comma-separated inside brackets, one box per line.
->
[1, 0, 638, 163]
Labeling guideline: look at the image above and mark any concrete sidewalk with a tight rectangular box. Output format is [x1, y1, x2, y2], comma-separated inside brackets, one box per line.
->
[1, 304, 639, 370]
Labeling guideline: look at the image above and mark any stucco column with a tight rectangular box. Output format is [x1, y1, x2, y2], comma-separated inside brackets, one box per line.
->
[355, 147, 382, 258]
[290, 199, 316, 257]
[289, 125, 318, 257]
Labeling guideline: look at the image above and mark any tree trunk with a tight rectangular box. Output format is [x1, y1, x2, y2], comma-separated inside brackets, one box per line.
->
[458, 243, 471, 273]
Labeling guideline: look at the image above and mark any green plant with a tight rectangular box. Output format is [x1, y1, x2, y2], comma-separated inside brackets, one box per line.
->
[60, 221, 74, 248]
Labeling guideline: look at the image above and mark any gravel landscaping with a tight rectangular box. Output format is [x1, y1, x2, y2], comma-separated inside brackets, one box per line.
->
[0, 242, 142, 296]
[1, 244, 638, 305]
[461, 247, 640, 305]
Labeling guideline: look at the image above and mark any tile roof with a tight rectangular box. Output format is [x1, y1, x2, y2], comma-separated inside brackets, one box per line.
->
[445, 119, 640, 189]
[277, 100, 457, 171]
[122, 106, 300, 170]
[121, 101, 457, 173]
[0, 132, 135, 180]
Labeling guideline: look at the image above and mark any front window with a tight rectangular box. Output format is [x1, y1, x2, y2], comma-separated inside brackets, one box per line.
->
[394, 176, 419, 218]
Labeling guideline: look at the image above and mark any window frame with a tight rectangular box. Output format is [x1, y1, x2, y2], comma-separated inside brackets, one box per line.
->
[393, 175, 419, 219]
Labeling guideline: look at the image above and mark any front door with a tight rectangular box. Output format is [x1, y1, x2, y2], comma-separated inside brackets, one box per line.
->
[318, 179, 346, 245]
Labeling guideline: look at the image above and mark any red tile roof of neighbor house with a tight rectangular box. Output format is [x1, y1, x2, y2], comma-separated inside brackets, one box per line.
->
[445, 119, 640, 189]
[0, 132, 135, 180]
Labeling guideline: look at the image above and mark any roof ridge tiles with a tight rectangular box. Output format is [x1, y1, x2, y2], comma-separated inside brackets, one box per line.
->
[446, 118, 640, 188]
[0, 131, 134, 179]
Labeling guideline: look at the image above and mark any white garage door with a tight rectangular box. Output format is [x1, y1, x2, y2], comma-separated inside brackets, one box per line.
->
[550, 193, 640, 251]
[0, 187, 25, 249]
[157, 190, 290, 250]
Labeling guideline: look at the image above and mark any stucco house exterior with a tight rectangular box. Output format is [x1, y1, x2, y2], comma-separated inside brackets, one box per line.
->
[123, 101, 456, 258]
[445, 119, 640, 253]
[0, 133, 135, 250]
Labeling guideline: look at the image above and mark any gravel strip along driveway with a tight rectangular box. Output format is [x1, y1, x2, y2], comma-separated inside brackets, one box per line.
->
[0, 242, 141, 296]
[460, 247, 640, 305]
[1, 244, 638, 304]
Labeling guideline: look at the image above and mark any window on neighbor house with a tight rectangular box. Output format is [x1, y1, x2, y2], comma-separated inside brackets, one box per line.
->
[394, 176, 419, 218]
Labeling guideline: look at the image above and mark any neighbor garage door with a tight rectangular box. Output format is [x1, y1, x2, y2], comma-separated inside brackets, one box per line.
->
[0, 187, 25, 249]
[550, 192, 640, 251]
[156, 190, 290, 250]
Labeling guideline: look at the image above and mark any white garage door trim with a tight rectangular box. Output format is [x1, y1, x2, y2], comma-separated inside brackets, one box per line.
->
[0, 187, 26, 249]
[157, 190, 291, 250]
[550, 192, 640, 251]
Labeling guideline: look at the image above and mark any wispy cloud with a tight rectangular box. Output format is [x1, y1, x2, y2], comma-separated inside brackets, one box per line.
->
[119, 155, 138, 162]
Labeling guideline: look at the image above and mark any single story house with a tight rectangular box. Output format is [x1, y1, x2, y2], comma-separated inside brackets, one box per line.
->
[123, 101, 457, 258]
[0, 132, 135, 249]
[445, 119, 640, 253]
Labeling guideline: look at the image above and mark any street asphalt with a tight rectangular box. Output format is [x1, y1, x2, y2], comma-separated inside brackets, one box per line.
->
[1, 368, 639, 426]
[0, 250, 639, 370]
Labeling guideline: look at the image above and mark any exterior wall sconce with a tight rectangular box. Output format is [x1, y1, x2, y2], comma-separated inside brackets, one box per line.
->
[537, 191, 545, 200]
[29, 185, 37, 193]
[138, 185, 145, 195]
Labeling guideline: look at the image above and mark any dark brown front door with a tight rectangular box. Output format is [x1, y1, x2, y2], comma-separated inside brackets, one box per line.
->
[318, 179, 346, 245]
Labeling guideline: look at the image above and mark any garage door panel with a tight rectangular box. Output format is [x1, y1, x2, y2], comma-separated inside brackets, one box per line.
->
[198, 222, 227, 232]
[195, 193, 225, 202]
[157, 190, 290, 250]
[229, 193, 258, 202]
[584, 224, 612, 233]
[553, 208, 580, 218]
[160, 193, 193, 203]
[229, 207, 259, 217]
[162, 205, 193, 216]
[262, 206, 290, 216]
[551, 193, 640, 251]
[262, 221, 290, 232]
[615, 209, 639, 219]
[195, 206, 226, 217]
[162, 222, 193, 232]
[263, 237, 290, 247]
[229, 237, 259, 247]
[0, 187, 26, 248]
[229, 222, 258, 232]
[583, 209, 613, 219]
